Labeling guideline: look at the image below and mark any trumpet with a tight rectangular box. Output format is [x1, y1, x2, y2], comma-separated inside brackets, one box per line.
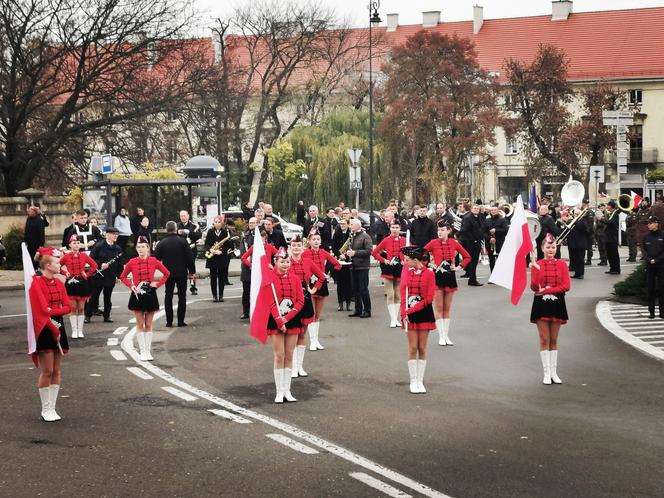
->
[447, 208, 462, 231]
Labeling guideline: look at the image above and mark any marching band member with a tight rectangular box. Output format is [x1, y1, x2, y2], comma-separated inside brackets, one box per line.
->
[332, 218, 354, 311]
[530, 233, 570, 385]
[424, 223, 471, 346]
[288, 236, 325, 377]
[239, 217, 258, 319]
[121, 236, 170, 361]
[267, 247, 304, 403]
[643, 216, 664, 319]
[60, 235, 98, 338]
[400, 246, 436, 394]
[483, 205, 509, 272]
[371, 220, 405, 327]
[177, 210, 201, 294]
[31, 247, 71, 422]
[204, 215, 234, 302]
[85, 227, 123, 323]
[303, 230, 341, 351]
[605, 201, 621, 275]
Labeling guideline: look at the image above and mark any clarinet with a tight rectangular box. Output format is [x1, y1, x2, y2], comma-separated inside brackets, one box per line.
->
[95, 252, 124, 277]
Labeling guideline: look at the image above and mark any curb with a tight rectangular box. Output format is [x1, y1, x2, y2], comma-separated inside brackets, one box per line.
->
[595, 300, 664, 362]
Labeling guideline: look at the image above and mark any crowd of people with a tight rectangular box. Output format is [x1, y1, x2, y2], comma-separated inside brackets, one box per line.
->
[21, 192, 664, 420]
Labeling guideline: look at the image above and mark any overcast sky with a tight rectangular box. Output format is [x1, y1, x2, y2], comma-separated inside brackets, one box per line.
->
[195, 0, 663, 29]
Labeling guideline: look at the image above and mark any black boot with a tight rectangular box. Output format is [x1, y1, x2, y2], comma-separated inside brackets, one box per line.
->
[649, 306, 655, 319]
[346, 302, 351, 311]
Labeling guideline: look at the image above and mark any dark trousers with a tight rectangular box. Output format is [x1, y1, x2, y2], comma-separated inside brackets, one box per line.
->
[352, 269, 371, 313]
[569, 247, 585, 276]
[488, 248, 500, 272]
[606, 242, 620, 273]
[165, 276, 187, 325]
[209, 267, 227, 298]
[117, 235, 129, 254]
[585, 233, 594, 262]
[336, 267, 353, 304]
[224, 257, 232, 284]
[86, 283, 114, 318]
[242, 280, 250, 315]
[464, 241, 481, 283]
[646, 265, 664, 314]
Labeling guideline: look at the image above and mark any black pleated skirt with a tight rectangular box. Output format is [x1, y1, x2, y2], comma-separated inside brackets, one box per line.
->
[65, 276, 91, 298]
[128, 285, 160, 312]
[530, 293, 568, 324]
[36, 316, 69, 353]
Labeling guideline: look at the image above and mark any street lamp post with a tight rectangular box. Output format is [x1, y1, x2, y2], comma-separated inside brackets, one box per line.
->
[368, 1, 381, 230]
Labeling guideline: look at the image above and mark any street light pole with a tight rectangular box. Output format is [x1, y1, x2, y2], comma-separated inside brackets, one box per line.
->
[368, 1, 381, 230]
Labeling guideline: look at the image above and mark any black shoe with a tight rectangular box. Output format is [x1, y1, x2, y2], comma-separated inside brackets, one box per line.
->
[346, 303, 351, 311]
[239, 314, 249, 320]
[212, 296, 218, 302]
[605, 271, 620, 274]
[348, 312, 362, 317]
[572, 275, 584, 279]
[460, 274, 470, 279]
[219, 297, 224, 302]
[165, 322, 173, 327]
[626, 258, 636, 262]
[190, 289, 198, 295]
[585, 261, 592, 266]
[468, 281, 483, 286]
[103, 317, 113, 323]
[177, 322, 188, 327]
[84, 317, 91, 324]
[360, 311, 371, 318]
[337, 304, 343, 311]
[224, 281, 232, 285]
[93, 309, 103, 316]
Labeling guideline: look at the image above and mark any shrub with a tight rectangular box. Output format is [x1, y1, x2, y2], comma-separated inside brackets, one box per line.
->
[2, 225, 25, 270]
[613, 263, 647, 300]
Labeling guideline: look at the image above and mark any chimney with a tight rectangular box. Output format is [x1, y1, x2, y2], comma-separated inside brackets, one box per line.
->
[386, 13, 399, 32]
[473, 5, 484, 34]
[422, 11, 441, 28]
[551, 0, 573, 21]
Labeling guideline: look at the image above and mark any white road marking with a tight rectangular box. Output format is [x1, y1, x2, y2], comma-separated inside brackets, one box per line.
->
[266, 434, 319, 455]
[109, 350, 127, 361]
[107, 338, 119, 346]
[622, 324, 664, 330]
[635, 334, 664, 339]
[127, 367, 153, 380]
[208, 408, 252, 424]
[161, 386, 197, 402]
[349, 472, 413, 498]
[0, 313, 27, 319]
[648, 340, 664, 345]
[113, 326, 128, 335]
[120, 320, 449, 498]
[596, 301, 664, 362]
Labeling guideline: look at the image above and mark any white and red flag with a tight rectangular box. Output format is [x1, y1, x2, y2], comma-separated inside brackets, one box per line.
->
[488, 195, 533, 305]
[249, 226, 274, 344]
[630, 190, 643, 208]
[22, 243, 37, 357]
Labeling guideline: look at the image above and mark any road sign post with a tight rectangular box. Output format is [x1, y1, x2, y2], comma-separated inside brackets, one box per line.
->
[602, 110, 634, 196]
[347, 148, 363, 211]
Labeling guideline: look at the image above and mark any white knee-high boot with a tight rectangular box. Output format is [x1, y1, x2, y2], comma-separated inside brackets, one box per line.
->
[39, 387, 56, 422]
[69, 316, 78, 339]
[291, 347, 300, 378]
[443, 318, 453, 345]
[549, 350, 562, 384]
[136, 333, 148, 361]
[436, 319, 445, 345]
[540, 350, 552, 385]
[49, 384, 61, 421]
[387, 301, 397, 328]
[296, 345, 308, 377]
[408, 360, 418, 393]
[77, 314, 85, 338]
[394, 304, 402, 326]
[273, 369, 284, 403]
[308, 322, 318, 351]
[283, 368, 296, 402]
[416, 360, 427, 394]
[145, 331, 154, 361]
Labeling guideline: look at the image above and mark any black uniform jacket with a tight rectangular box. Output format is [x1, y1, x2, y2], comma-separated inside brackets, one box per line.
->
[605, 211, 620, 244]
[643, 230, 664, 267]
[89, 240, 123, 287]
[482, 215, 508, 250]
[459, 213, 483, 245]
[409, 216, 437, 248]
[204, 228, 234, 270]
[154, 233, 196, 279]
[566, 218, 588, 250]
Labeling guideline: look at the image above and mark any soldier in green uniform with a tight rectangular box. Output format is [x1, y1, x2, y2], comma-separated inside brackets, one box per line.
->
[582, 199, 595, 265]
[595, 205, 608, 266]
[625, 207, 638, 262]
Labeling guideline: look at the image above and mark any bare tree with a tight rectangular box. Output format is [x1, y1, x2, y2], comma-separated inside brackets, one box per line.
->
[0, 0, 209, 195]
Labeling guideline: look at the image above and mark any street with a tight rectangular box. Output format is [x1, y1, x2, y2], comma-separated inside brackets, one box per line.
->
[1, 259, 663, 498]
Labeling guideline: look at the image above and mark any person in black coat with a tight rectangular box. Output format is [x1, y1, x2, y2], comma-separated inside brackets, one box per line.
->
[565, 209, 588, 279]
[204, 215, 235, 302]
[239, 218, 258, 319]
[154, 221, 197, 327]
[409, 206, 437, 248]
[605, 201, 621, 275]
[303, 205, 325, 239]
[483, 205, 509, 272]
[643, 215, 664, 318]
[264, 218, 287, 249]
[458, 204, 484, 286]
[242, 202, 255, 221]
[320, 208, 338, 252]
[63, 210, 102, 251]
[85, 228, 123, 323]
[296, 201, 306, 227]
[24, 206, 49, 262]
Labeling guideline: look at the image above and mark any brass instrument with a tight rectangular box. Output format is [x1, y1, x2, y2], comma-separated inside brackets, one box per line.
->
[555, 176, 587, 245]
[337, 233, 352, 260]
[499, 203, 513, 218]
[447, 208, 462, 231]
[205, 234, 239, 259]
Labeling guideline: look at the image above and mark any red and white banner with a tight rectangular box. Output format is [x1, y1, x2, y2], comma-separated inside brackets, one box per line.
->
[22, 243, 36, 356]
[630, 190, 643, 208]
[249, 227, 273, 344]
[488, 195, 533, 305]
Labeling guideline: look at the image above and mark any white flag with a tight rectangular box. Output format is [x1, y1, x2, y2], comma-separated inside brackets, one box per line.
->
[22, 243, 36, 355]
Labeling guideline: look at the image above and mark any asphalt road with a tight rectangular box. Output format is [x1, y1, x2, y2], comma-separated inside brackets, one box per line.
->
[1, 255, 663, 497]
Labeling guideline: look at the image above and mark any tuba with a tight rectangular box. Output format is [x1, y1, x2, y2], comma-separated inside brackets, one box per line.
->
[556, 176, 588, 244]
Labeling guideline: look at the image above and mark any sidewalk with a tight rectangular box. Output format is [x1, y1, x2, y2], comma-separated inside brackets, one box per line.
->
[0, 258, 242, 291]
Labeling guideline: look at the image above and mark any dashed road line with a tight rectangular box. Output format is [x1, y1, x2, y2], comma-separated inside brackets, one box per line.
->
[349, 472, 413, 498]
[113, 326, 128, 335]
[266, 434, 320, 455]
[127, 366, 153, 380]
[208, 408, 252, 424]
[107, 338, 119, 346]
[161, 386, 197, 402]
[109, 350, 127, 361]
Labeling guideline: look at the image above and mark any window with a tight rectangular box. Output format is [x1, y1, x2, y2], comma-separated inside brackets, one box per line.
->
[506, 137, 518, 155]
[503, 93, 512, 108]
[629, 89, 642, 105]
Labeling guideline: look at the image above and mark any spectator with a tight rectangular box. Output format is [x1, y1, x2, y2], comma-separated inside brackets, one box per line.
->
[130, 207, 147, 236]
[296, 201, 306, 227]
[24, 205, 49, 262]
[242, 201, 255, 221]
[114, 207, 132, 252]
[135, 216, 152, 245]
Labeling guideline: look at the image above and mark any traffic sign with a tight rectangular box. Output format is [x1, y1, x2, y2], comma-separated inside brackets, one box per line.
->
[603, 117, 634, 126]
[350, 180, 363, 190]
[101, 154, 113, 175]
[602, 110, 634, 119]
[589, 165, 605, 183]
[347, 148, 362, 165]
